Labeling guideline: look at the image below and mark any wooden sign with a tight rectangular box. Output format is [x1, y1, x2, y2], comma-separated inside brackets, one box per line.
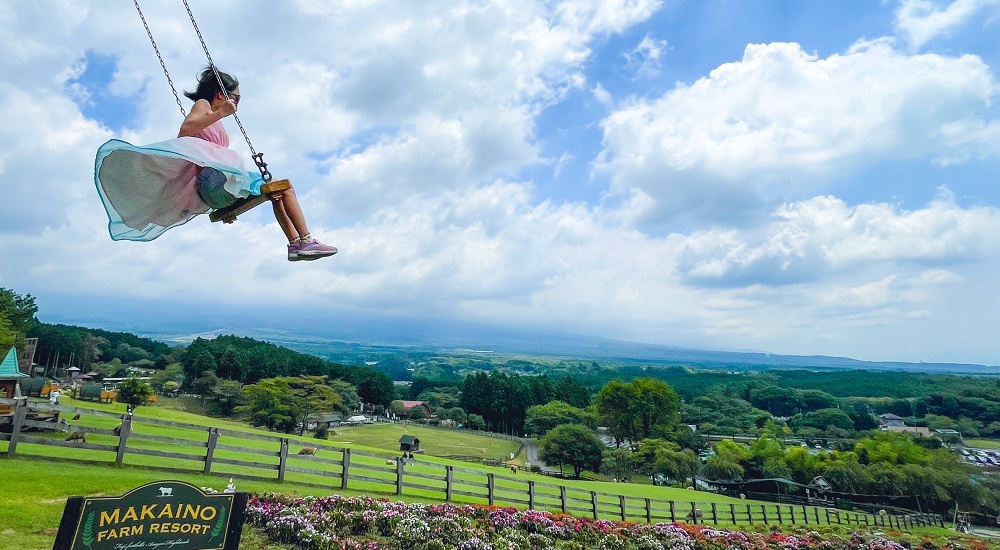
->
[52, 480, 247, 550]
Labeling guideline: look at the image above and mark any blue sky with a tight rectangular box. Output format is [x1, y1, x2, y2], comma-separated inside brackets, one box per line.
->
[2, 0, 1000, 365]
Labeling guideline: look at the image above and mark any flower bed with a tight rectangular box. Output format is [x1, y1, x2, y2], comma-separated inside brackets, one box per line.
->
[247, 493, 962, 550]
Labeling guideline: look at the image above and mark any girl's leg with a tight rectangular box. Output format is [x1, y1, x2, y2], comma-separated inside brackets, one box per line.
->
[270, 187, 310, 242]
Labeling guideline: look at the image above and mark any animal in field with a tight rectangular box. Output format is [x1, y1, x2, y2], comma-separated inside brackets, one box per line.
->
[72, 413, 81, 420]
[297, 446, 316, 456]
[684, 509, 703, 522]
[66, 432, 86, 443]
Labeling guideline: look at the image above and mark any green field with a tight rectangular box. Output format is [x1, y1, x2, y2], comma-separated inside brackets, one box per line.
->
[966, 438, 1000, 450]
[0, 398, 970, 550]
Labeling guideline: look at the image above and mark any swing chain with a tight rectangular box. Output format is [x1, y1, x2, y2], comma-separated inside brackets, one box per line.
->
[252, 153, 273, 183]
[133, 0, 187, 118]
[181, 0, 271, 182]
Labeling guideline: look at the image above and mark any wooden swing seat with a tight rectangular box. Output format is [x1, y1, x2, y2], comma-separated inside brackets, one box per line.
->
[209, 179, 291, 223]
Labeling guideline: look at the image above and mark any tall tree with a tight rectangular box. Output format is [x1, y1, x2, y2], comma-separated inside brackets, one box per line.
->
[0, 288, 38, 346]
[594, 379, 636, 446]
[116, 377, 154, 407]
[539, 424, 606, 478]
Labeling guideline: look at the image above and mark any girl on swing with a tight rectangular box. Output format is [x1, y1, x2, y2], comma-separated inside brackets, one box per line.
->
[95, 68, 337, 261]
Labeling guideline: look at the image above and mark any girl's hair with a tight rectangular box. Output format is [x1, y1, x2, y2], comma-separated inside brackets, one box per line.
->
[183, 67, 239, 102]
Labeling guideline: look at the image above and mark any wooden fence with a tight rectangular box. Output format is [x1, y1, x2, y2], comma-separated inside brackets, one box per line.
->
[0, 398, 944, 529]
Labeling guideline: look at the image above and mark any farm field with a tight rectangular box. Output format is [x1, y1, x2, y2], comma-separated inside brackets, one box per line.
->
[1, 398, 985, 550]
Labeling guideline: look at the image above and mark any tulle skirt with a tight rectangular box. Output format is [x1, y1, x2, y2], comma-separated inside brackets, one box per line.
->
[94, 137, 264, 241]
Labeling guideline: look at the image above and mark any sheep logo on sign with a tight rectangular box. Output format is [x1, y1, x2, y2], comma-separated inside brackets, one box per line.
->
[158, 487, 173, 497]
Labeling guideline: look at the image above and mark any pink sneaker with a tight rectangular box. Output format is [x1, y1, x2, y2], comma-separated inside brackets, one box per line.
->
[294, 238, 338, 261]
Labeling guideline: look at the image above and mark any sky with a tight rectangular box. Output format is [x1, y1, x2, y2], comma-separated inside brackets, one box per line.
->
[2, 0, 1000, 365]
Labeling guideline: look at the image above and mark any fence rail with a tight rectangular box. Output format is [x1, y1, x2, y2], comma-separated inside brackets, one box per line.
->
[0, 398, 945, 529]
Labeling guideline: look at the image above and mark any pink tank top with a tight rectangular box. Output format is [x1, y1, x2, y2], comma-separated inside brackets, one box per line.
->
[193, 120, 229, 148]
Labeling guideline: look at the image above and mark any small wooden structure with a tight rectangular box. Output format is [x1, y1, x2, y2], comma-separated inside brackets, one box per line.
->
[399, 435, 420, 452]
[0, 347, 27, 405]
[1, 347, 60, 430]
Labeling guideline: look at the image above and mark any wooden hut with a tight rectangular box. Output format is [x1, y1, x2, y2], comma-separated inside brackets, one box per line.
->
[399, 435, 421, 452]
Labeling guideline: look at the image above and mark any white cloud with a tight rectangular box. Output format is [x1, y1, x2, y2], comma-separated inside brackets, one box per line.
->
[895, 0, 1000, 49]
[625, 34, 668, 79]
[596, 40, 999, 227]
[675, 191, 1000, 287]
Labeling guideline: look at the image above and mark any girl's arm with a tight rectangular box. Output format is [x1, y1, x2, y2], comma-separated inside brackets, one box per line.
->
[177, 98, 237, 138]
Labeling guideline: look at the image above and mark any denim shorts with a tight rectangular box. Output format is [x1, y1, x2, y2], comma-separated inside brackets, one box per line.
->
[195, 167, 238, 209]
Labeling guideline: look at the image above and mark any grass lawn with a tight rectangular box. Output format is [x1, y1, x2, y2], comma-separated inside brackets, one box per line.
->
[966, 438, 1000, 450]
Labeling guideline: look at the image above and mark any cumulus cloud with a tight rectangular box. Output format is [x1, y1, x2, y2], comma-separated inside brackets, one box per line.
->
[895, 0, 1000, 49]
[676, 191, 1000, 287]
[596, 40, 999, 227]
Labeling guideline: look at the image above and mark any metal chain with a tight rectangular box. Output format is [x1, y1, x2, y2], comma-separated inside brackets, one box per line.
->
[182, 0, 272, 182]
[133, 0, 187, 118]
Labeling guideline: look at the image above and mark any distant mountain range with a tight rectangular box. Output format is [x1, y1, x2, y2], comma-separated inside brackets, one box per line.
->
[39, 294, 999, 375]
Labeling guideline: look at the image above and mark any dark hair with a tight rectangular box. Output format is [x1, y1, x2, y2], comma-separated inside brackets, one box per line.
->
[183, 67, 239, 102]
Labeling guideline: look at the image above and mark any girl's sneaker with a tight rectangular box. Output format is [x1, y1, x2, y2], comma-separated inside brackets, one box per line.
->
[291, 238, 338, 261]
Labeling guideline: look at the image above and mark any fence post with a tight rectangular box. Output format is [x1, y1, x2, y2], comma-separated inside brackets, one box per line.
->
[560, 486, 567, 514]
[690, 502, 698, 524]
[396, 458, 405, 496]
[528, 480, 535, 510]
[645, 498, 651, 524]
[277, 438, 289, 482]
[825, 509, 831, 524]
[115, 413, 133, 466]
[619, 495, 626, 521]
[711, 503, 718, 525]
[341, 448, 351, 490]
[746, 504, 753, 525]
[446, 465, 454, 502]
[814, 508, 820, 524]
[669, 501, 676, 523]
[730, 503, 736, 524]
[591, 491, 598, 520]
[775, 505, 782, 524]
[203, 428, 219, 474]
[487, 473, 495, 506]
[7, 398, 27, 457]
[789, 505, 795, 525]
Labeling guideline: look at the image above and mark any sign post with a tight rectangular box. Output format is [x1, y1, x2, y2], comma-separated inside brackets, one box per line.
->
[52, 481, 247, 550]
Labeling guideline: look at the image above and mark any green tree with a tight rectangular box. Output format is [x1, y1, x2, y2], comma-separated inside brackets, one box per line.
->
[524, 400, 596, 436]
[213, 379, 244, 416]
[150, 364, 184, 394]
[594, 380, 635, 446]
[192, 371, 220, 407]
[539, 424, 606, 478]
[630, 378, 681, 440]
[238, 376, 342, 435]
[654, 448, 700, 486]
[0, 314, 15, 351]
[600, 447, 635, 481]
[357, 371, 396, 407]
[799, 407, 854, 431]
[702, 455, 745, 480]
[115, 377, 154, 407]
[328, 378, 361, 413]
[466, 413, 485, 430]
[0, 288, 38, 347]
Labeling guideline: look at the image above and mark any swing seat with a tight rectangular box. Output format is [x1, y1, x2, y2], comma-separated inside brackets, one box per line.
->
[209, 179, 291, 223]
